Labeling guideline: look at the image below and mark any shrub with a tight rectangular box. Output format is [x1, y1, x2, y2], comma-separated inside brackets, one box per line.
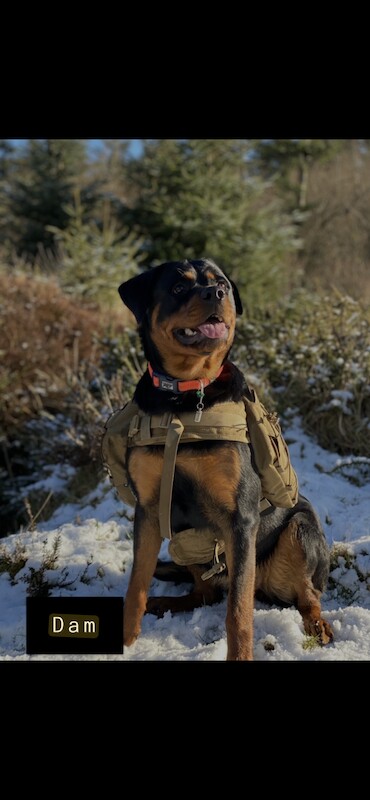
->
[234, 289, 370, 457]
[0, 265, 137, 534]
[0, 266, 127, 432]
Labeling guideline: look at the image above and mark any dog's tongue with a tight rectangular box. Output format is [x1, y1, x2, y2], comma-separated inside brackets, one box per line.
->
[197, 321, 227, 339]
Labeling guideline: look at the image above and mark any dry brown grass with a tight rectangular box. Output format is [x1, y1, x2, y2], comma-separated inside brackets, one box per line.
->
[0, 266, 142, 534]
[0, 269, 129, 431]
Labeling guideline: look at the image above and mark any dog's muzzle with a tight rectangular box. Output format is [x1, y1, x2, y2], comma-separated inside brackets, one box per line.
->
[200, 285, 228, 302]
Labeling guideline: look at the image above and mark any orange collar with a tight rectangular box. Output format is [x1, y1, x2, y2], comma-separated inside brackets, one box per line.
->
[147, 362, 224, 393]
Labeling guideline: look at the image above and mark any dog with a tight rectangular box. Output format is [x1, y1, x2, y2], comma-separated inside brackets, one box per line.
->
[118, 257, 333, 660]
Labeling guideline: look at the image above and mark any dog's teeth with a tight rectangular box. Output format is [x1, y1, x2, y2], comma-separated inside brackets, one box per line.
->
[184, 328, 196, 336]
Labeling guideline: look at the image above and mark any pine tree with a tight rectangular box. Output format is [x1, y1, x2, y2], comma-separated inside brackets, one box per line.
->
[252, 139, 345, 211]
[0, 139, 15, 181]
[8, 139, 88, 260]
[49, 191, 143, 304]
[121, 139, 300, 308]
[252, 140, 370, 299]
[0, 140, 17, 248]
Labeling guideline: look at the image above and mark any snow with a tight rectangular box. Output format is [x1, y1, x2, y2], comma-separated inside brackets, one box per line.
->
[1, 415, 370, 661]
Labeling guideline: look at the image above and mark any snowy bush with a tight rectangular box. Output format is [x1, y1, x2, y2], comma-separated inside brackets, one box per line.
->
[234, 290, 370, 458]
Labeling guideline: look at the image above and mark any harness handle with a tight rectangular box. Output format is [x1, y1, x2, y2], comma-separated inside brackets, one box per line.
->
[159, 415, 184, 539]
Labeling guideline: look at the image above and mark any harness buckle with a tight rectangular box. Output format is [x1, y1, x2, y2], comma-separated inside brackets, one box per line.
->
[201, 539, 227, 581]
[201, 561, 227, 581]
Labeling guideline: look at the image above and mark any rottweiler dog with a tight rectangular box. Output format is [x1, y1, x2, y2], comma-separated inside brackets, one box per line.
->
[118, 258, 333, 660]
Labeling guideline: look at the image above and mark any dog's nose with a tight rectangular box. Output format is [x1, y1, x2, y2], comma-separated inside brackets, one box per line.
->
[200, 285, 227, 302]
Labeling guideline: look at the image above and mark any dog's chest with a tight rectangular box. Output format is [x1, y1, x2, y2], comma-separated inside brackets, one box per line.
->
[127, 442, 246, 514]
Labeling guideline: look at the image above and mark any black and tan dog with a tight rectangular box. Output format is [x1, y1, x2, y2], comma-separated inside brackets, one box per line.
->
[118, 258, 333, 660]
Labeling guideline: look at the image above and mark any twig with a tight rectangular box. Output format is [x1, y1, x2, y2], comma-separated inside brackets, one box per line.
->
[23, 491, 54, 531]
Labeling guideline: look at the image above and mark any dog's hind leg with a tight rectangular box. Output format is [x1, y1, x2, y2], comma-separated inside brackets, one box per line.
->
[256, 518, 333, 646]
[295, 581, 333, 645]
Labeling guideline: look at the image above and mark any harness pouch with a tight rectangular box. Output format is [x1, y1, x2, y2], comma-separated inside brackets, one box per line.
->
[168, 528, 225, 567]
[101, 401, 139, 507]
[243, 389, 298, 508]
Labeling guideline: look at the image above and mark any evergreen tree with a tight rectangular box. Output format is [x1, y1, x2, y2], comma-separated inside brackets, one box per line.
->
[85, 139, 132, 218]
[121, 139, 299, 308]
[297, 141, 370, 298]
[49, 191, 143, 304]
[252, 140, 370, 299]
[8, 139, 88, 259]
[0, 140, 15, 181]
[252, 139, 345, 211]
[0, 140, 16, 247]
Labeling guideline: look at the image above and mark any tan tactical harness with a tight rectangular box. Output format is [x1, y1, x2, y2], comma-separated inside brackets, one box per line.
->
[127, 400, 250, 541]
[101, 391, 298, 575]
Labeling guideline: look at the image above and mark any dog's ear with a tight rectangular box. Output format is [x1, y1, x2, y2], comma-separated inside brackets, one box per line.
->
[229, 279, 243, 315]
[118, 269, 159, 324]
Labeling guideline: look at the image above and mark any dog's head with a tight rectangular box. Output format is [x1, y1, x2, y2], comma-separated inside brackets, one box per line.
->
[118, 258, 242, 378]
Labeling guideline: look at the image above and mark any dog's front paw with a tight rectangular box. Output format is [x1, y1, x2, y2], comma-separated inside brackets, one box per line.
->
[123, 615, 141, 646]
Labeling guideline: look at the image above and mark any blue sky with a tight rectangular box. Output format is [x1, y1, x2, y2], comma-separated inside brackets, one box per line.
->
[86, 140, 143, 158]
[10, 139, 143, 158]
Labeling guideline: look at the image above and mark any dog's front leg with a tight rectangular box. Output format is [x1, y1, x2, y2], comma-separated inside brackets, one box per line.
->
[224, 520, 258, 661]
[124, 506, 162, 647]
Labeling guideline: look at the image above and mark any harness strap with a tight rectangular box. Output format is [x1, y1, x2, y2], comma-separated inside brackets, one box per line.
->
[127, 402, 252, 539]
[159, 415, 184, 540]
[128, 404, 249, 447]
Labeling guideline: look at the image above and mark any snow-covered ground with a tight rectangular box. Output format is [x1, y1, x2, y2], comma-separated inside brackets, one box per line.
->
[1, 416, 370, 661]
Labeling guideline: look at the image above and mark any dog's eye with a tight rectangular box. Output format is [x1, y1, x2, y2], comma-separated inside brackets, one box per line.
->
[172, 283, 185, 295]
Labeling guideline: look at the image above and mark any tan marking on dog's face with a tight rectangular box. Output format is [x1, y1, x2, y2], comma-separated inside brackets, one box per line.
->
[205, 270, 217, 281]
[149, 295, 236, 380]
[182, 269, 197, 281]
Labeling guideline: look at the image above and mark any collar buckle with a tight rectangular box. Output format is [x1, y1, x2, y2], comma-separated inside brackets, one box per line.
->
[147, 361, 226, 393]
[159, 376, 179, 392]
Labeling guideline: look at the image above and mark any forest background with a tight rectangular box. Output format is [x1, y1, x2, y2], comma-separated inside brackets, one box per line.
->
[1, 138, 370, 537]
